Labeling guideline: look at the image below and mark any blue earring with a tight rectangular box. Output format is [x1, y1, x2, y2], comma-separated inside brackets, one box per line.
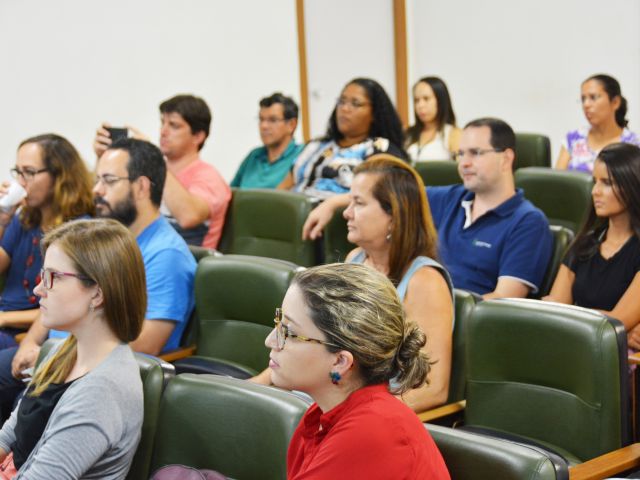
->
[329, 371, 341, 385]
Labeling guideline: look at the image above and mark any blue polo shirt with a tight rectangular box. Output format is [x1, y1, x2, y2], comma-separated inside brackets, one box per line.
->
[50, 216, 196, 353]
[231, 140, 303, 189]
[427, 185, 552, 295]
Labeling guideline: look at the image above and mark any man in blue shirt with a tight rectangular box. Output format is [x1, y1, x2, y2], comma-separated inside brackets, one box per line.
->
[302, 117, 552, 298]
[231, 93, 303, 189]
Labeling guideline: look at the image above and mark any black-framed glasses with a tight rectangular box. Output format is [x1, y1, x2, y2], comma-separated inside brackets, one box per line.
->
[336, 97, 370, 109]
[273, 308, 340, 350]
[40, 268, 93, 290]
[10, 167, 49, 182]
[452, 148, 505, 161]
[94, 174, 133, 187]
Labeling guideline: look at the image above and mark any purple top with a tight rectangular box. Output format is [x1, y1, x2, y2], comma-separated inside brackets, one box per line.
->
[564, 127, 640, 173]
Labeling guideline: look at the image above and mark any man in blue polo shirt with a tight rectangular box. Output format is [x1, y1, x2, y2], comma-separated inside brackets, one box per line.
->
[231, 92, 304, 189]
[302, 117, 552, 298]
[427, 118, 552, 298]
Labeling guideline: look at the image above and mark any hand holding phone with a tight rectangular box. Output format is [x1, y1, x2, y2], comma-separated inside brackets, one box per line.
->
[106, 127, 128, 144]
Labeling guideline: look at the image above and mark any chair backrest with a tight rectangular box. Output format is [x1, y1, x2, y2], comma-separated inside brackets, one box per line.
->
[515, 167, 593, 234]
[323, 207, 356, 264]
[126, 354, 175, 480]
[414, 160, 461, 187]
[428, 424, 567, 480]
[193, 255, 301, 374]
[188, 244, 221, 263]
[150, 374, 309, 480]
[447, 289, 476, 403]
[465, 299, 630, 463]
[536, 226, 574, 298]
[514, 133, 551, 169]
[218, 189, 316, 266]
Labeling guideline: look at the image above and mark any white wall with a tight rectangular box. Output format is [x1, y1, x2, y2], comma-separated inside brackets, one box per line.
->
[304, 0, 396, 138]
[0, 0, 301, 180]
[408, 0, 640, 164]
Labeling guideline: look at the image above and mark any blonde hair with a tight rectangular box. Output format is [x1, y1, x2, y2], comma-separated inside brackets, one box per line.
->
[31, 219, 146, 395]
[18, 134, 95, 229]
[293, 263, 429, 394]
[353, 154, 438, 285]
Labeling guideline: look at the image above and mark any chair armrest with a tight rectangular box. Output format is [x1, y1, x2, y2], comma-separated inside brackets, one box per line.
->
[568, 443, 640, 480]
[417, 400, 466, 422]
[159, 345, 196, 363]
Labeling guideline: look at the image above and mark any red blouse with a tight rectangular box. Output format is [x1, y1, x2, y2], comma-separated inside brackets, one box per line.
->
[287, 384, 450, 480]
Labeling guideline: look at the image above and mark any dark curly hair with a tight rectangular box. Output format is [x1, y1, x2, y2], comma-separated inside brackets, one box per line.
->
[322, 78, 405, 154]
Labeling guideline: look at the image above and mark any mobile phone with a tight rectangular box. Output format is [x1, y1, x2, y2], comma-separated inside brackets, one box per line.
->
[106, 127, 128, 144]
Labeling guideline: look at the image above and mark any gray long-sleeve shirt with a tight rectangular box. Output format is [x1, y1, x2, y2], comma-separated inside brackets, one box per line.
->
[0, 343, 143, 479]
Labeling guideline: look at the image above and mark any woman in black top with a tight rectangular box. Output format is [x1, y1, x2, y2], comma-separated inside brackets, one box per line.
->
[545, 143, 640, 349]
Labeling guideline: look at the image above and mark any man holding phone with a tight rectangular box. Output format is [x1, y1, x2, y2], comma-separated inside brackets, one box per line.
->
[94, 94, 231, 249]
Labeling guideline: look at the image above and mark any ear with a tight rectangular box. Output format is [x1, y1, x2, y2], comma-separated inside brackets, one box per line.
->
[503, 148, 516, 171]
[133, 175, 152, 201]
[332, 350, 355, 377]
[193, 131, 206, 149]
[91, 285, 105, 310]
[286, 118, 298, 136]
[611, 95, 622, 111]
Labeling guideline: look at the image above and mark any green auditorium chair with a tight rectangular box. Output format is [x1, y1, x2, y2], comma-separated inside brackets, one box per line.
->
[514, 132, 551, 169]
[187, 244, 221, 263]
[436, 298, 632, 475]
[428, 424, 568, 479]
[172, 254, 302, 378]
[414, 160, 461, 187]
[126, 354, 175, 480]
[536, 226, 574, 298]
[218, 189, 316, 266]
[149, 374, 309, 480]
[515, 167, 593, 234]
[447, 289, 476, 404]
[323, 207, 356, 264]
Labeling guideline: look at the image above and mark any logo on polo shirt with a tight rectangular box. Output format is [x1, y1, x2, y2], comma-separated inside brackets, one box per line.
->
[473, 239, 492, 248]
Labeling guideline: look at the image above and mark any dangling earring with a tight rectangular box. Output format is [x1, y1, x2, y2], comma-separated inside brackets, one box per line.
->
[386, 232, 392, 242]
[329, 371, 341, 385]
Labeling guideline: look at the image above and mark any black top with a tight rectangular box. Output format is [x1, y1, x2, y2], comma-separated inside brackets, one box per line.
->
[564, 233, 640, 311]
[12, 380, 75, 468]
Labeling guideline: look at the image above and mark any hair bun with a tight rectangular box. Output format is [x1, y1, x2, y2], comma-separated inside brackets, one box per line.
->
[391, 324, 430, 393]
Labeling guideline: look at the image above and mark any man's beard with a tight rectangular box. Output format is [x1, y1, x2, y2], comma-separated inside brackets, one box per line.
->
[94, 191, 138, 227]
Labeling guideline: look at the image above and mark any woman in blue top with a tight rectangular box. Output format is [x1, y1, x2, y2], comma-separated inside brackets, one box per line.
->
[344, 154, 453, 412]
[0, 134, 94, 349]
[277, 78, 406, 198]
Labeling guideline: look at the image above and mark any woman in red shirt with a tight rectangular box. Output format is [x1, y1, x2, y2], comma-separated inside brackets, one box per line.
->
[266, 263, 450, 480]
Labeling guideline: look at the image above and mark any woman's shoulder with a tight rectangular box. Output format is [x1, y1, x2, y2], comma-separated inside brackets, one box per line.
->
[622, 128, 640, 145]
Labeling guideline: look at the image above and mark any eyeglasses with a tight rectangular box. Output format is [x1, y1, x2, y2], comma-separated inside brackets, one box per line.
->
[273, 308, 340, 350]
[10, 167, 49, 182]
[258, 116, 287, 125]
[336, 97, 370, 109]
[94, 174, 133, 187]
[452, 148, 505, 161]
[40, 268, 93, 290]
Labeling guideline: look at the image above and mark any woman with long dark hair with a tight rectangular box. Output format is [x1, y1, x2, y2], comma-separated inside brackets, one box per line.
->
[277, 78, 406, 198]
[405, 76, 461, 162]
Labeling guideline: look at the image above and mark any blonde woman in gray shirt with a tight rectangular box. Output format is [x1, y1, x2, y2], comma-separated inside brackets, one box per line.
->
[0, 218, 145, 479]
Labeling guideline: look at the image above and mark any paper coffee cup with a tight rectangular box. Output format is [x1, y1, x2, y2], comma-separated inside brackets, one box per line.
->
[0, 181, 27, 211]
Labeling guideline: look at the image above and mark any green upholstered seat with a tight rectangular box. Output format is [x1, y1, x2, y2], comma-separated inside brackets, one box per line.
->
[447, 289, 476, 403]
[464, 299, 630, 466]
[173, 254, 301, 378]
[428, 424, 567, 479]
[515, 167, 593, 234]
[187, 244, 221, 263]
[218, 189, 316, 266]
[514, 133, 551, 169]
[149, 374, 309, 480]
[536, 226, 574, 298]
[322, 207, 356, 264]
[414, 160, 461, 187]
[126, 354, 175, 480]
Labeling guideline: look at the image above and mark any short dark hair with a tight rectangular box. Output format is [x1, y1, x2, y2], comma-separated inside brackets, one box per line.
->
[585, 74, 628, 128]
[324, 78, 405, 154]
[259, 92, 299, 120]
[109, 138, 166, 207]
[159, 94, 212, 150]
[464, 117, 516, 152]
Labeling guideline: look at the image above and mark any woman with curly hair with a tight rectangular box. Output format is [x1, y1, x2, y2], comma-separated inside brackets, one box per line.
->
[0, 134, 94, 348]
[278, 78, 406, 198]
